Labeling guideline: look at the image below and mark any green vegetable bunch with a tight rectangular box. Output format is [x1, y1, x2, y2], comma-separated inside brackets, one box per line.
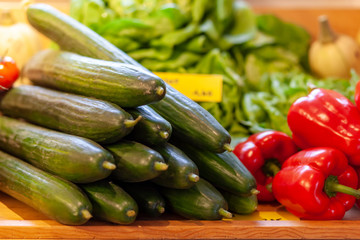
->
[70, 0, 356, 145]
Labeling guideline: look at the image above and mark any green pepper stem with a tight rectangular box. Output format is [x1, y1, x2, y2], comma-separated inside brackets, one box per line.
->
[218, 208, 232, 219]
[124, 116, 142, 128]
[266, 183, 273, 193]
[327, 181, 360, 199]
[262, 160, 281, 177]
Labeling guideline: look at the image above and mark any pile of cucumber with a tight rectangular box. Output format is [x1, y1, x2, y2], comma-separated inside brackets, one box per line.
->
[0, 3, 257, 225]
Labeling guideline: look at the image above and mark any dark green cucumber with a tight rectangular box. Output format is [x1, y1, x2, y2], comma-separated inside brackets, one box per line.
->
[220, 190, 258, 215]
[126, 106, 172, 146]
[151, 143, 199, 189]
[106, 140, 168, 182]
[0, 150, 92, 225]
[0, 116, 116, 183]
[160, 178, 232, 220]
[81, 180, 138, 224]
[0, 85, 141, 144]
[26, 3, 232, 153]
[23, 49, 166, 108]
[119, 181, 166, 218]
[173, 141, 256, 196]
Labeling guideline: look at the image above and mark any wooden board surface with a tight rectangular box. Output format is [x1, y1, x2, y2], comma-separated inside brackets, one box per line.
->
[0, 191, 360, 239]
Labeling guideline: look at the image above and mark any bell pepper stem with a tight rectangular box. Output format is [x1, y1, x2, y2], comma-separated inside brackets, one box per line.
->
[262, 160, 281, 177]
[325, 175, 360, 198]
[327, 182, 360, 199]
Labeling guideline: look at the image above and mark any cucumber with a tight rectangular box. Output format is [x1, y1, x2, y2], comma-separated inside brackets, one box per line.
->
[0, 85, 140, 144]
[0, 150, 92, 225]
[126, 106, 172, 146]
[0, 116, 115, 183]
[23, 49, 166, 108]
[173, 141, 256, 196]
[160, 178, 232, 220]
[26, 3, 232, 153]
[151, 143, 199, 189]
[220, 190, 258, 215]
[119, 181, 166, 218]
[81, 180, 138, 225]
[106, 140, 168, 182]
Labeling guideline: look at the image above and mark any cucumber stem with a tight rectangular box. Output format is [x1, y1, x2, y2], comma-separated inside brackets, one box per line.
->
[102, 161, 116, 170]
[223, 143, 233, 152]
[126, 210, 136, 217]
[156, 86, 165, 96]
[124, 116, 142, 128]
[157, 205, 165, 214]
[81, 209, 92, 220]
[251, 188, 260, 195]
[154, 161, 169, 171]
[188, 173, 200, 183]
[159, 131, 170, 140]
[219, 208, 232, 219]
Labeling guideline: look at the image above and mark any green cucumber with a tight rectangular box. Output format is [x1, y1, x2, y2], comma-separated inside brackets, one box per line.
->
[0, 85, 140, 144]
[160, 178, 232, 220]
[173, 141, 256, 196]
[220, 190, 258, 215]
[119, 181, 166, 218]
[106, 140, 168, 182]
[0, 150, 92, 225]
[151, 143, 199, 189]
[23, 49, 166, 108]
[126, 106, 172, 146]
[0, 116, 115, 183]
[26, 3, 232, 153]
[81, 180, 138, 224]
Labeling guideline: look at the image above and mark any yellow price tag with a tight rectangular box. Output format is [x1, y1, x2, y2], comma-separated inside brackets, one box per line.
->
[154, 72, 223, 103]
[231, 210, 300, 221]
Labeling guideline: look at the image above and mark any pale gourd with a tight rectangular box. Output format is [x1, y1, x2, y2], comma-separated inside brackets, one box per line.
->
[309, 15, 360, 79]
[0, 9, 41, 85]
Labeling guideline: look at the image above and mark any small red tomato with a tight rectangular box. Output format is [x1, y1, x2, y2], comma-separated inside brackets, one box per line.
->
[0, 56, 20, 91]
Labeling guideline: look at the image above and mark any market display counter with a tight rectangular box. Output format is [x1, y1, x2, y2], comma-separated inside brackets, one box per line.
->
[1, 191, 360, 239]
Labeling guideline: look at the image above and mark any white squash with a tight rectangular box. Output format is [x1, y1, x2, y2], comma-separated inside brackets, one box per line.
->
[309, 15, 360, 79]
[0, 9, 42, 85]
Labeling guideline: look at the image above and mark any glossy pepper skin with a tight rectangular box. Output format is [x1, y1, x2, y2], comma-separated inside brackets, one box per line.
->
[288, 88, 360, 166]
[233, 130, 298, 202]
[272, 147, 359, 220]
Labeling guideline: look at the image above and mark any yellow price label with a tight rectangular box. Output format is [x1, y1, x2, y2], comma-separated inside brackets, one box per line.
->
[154, 72, 223, 103]
[231, 210, 300, 221]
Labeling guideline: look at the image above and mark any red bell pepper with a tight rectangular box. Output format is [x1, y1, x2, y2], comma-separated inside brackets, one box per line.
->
[272, 147, 359, 220]
[233, 130, 298, 202]
[288, 87, 360, 166]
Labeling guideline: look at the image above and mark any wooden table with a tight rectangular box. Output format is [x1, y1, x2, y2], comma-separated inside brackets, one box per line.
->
[1, 191, 360, 239]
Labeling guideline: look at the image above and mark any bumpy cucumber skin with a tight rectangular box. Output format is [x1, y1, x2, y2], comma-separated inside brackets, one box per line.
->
[126, 106, 172, 146]
[160, 178, 228, 220]
[0, 85, 135, 144]
[220, 190, 258, 215]
[23, 50, 166, 108]
[120, 181, 166, 218]
[81, 180, 138, 225]
[174, 141, 256, 196]
[106, 141, 166, 182]
[0, 150, 92, 225]
[0, 116, 115, 183]
[152, 143, 199, 189]
[26, 3, 231, 153]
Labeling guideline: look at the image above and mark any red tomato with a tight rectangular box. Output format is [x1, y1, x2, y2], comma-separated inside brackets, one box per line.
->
[0, 56, 19, 91]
